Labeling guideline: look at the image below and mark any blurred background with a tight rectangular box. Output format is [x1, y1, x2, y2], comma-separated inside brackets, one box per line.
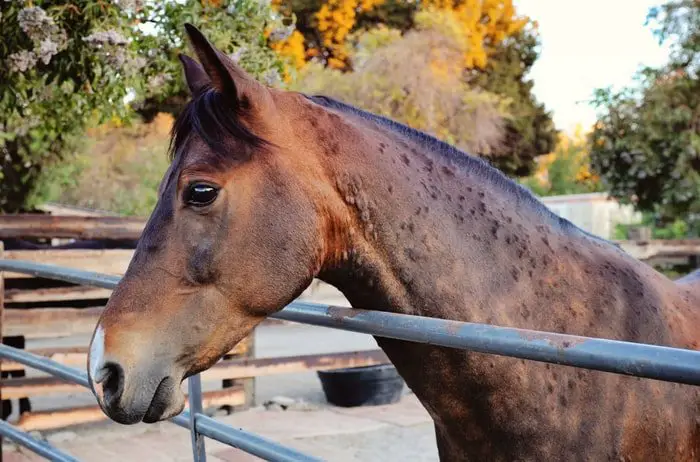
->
[0, 0, 696, 242]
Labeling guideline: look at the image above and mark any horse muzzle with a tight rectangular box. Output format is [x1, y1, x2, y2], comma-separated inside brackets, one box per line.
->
[89, 357, 186, 424]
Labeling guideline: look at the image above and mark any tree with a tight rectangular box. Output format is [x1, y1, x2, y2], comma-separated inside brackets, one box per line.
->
[130, 0, 289, 122]
[0, 0, 287, 212]
[287, 2, 553, 176]
[469, 23, 557, 176]
[521, 125, 603, 197]
[0, 2, 139, 213]
[272, 0, 528, 71]
[589, 0, 700, 230]
[293, 12, 511, 165]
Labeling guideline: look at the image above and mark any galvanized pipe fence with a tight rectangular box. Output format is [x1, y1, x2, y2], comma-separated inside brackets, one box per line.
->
[1, 259, 700, 461]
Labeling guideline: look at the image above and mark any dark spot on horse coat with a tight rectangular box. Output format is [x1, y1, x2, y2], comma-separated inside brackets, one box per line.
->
[511, 267, 520, 281]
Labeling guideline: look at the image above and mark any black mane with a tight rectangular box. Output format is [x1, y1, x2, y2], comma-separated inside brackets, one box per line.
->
[305, 94, 619, 248]
[169, 86, 266, 162]
[166, 89, 617, 248]
[305, 95, 544, 212]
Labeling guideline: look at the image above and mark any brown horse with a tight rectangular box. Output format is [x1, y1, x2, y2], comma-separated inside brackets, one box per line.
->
[88, 24, 700, 461]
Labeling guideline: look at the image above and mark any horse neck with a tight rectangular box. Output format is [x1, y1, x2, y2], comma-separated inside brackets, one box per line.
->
[315, 115, 669, 333]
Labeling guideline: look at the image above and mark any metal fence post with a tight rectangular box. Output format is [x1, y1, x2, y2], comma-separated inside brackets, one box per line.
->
[188, 374, 206, 462]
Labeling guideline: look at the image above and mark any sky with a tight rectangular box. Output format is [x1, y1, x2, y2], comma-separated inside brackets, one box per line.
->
[513, 0, 673, 134]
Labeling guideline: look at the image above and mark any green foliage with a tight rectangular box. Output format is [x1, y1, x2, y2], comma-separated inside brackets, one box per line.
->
[0, 1, 139, 212]
[614, 212, 691, 240]
[30, 116, 172, 216]
[132, 0, 288, 121]
[1, 0, 287, 212]
[520, 129, 604, 197]
[470, 25, 558, 177]
[589, 0, 700, 228]
[648, 0, 699, 68]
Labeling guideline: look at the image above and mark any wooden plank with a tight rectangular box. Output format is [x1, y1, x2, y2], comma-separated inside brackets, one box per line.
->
[4, 307, 103, 338]
[617, 239, 700, 261]
[2, 350, 389, 397]
[4, 286, 112, 303]
[205, 350, 390, 381]
[36, 204, 120, 217]
[2, 340, 252, 372]
[18, 341, 249, 360]
[2, 351, 87, 372]
[15, 387, 244, 431]
[3, 377, 79, 398]
[0, 215, 145, 240]
[3, 249, 133, 279]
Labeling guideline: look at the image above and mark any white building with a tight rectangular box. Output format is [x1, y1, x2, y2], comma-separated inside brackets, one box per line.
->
[539, 192, 642, 240]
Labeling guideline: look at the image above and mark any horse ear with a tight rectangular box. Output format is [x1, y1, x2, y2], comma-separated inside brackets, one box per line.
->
[178, 54, 209, 95]
[183, 23, 259, 105]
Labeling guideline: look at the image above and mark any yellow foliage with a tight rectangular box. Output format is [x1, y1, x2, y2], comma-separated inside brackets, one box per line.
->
[315, 0, 386, 69]
[269, 30, 307, 73]
[271, 0, 526, 72]
[417, 0, 528, 69]
[292, 26, 510, 157]
[532, 124, 599, 188]
[150, 112, 175, 137]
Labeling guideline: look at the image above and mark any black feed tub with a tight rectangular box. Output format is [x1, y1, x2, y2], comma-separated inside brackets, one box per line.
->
[317, 364, 405, 407]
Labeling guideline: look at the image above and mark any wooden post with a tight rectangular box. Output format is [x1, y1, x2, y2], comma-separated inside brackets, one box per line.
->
[221, 332, 255, 413]
[241, 332, 256, 410]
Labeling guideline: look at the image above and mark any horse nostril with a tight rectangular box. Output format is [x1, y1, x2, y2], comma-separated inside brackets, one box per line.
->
[99, 362, 125, 406]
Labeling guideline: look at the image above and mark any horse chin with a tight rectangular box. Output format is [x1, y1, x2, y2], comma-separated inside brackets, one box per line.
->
[142, 378, 186, 424]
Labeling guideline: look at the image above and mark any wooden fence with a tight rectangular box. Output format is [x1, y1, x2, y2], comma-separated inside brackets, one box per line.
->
[0, 214, 388, 432]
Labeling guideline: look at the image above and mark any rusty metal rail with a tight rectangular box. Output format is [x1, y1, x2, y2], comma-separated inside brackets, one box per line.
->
[1, 259, 700, 461]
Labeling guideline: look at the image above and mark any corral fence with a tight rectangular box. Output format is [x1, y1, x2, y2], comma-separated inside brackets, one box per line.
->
[1, 213, 700, 460]
[0, 215, 389, 431]
[1, 261, 700, 461]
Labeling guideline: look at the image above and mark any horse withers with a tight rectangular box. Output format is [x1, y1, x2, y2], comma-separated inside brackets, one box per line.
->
[87, 24, 700, 461]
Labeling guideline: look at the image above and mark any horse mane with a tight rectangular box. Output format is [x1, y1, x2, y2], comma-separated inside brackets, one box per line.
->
[305, 94, 620, 248]
[166, 87, 617, 249]
[305, 95, 537, 203]
[168, 86, 267, 163]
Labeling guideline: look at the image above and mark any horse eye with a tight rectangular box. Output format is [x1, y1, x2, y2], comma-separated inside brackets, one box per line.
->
[184, 183, 219, 207]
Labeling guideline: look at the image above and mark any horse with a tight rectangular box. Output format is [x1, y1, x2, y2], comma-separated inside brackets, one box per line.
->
[87, 24, 700, 461]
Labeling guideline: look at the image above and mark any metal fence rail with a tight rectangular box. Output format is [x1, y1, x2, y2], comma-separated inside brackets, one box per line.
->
[1, 259, 700, 461]
[3, 260, 700, 385]
[0, 419, 79, 462]
[0, 345, 321, 462]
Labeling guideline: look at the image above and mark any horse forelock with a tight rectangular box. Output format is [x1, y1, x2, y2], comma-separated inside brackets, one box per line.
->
[168, 87, 268, 166]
